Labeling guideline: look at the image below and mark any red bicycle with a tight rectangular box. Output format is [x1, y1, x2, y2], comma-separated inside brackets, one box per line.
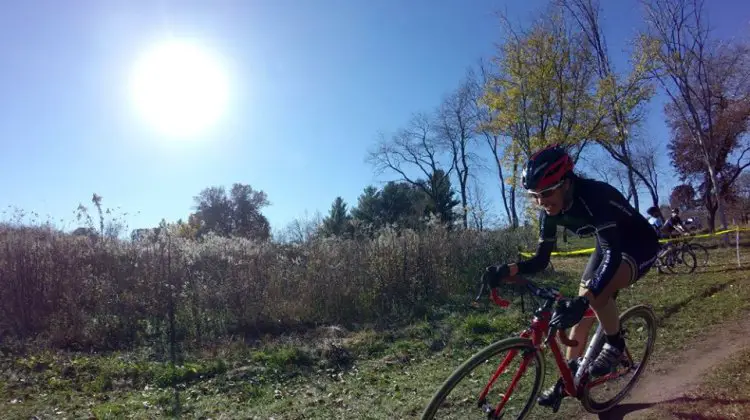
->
[421, 274, 657, 419]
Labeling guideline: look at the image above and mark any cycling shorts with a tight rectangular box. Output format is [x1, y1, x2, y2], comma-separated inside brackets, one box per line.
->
[580, 236, 660, 293]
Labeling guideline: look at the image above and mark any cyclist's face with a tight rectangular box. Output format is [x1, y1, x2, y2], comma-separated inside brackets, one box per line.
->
[529, 180, 566, 215]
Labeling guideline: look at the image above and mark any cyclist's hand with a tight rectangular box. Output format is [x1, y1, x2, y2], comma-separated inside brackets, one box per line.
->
[484, 264, 511, 288]
[550, 295, 590, 329]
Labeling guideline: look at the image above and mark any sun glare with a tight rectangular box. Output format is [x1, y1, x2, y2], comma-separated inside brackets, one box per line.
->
[129, 39, 230, 138]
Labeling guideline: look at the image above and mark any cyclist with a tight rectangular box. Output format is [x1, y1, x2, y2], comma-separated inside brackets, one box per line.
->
[484, 144, 660, 409]
[646, 206, 664, 237]
[663, 208, 689, 236]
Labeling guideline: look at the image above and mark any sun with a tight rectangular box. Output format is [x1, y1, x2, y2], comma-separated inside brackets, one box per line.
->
[129, 39, 230, 138]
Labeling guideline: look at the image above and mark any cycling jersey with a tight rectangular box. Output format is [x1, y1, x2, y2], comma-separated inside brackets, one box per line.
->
[517, 176, 660, 296]
[648, 216, 664, 238]
[663, 215, 684, 233]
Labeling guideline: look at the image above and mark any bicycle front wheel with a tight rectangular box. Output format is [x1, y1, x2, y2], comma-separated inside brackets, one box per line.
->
[421, 337, 545, 420]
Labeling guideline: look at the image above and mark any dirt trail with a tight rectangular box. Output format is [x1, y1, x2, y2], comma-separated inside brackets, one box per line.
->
[581, 312, 750, 420]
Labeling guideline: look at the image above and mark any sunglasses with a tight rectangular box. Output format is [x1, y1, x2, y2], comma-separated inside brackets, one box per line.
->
[527, 180, 564, 199]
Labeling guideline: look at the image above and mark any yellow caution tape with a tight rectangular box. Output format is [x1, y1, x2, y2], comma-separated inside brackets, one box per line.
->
[519, 227, 750, 258]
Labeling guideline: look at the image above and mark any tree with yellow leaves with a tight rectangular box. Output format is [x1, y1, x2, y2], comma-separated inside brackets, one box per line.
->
[480, 6, 605, 228]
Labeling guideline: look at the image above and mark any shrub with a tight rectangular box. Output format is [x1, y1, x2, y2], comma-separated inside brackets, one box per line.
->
[0, 222, 531, 350]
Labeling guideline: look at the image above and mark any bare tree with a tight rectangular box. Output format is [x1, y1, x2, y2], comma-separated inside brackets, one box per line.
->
[367, 113, 454, 208]
[640, 0, 750, 230]
[558, 0, 657, 211]
[435, 74, 481, 229]
[275, 211, 324, 244]
[466, 179, 500, 231]
[631, 133, 664, 207]
[469, 58, 518, 227]
[583, 148, 635, 199]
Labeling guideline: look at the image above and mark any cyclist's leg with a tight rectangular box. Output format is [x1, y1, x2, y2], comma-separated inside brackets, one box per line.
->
[587, 240, 659, 376]
[582, 258, 635, 376]
[565, 241, 602, 360]
[539, 242, 602, 407]
[566, 285, 597, 361]
[567, 286, 625, 359]
[586, 260, 634, 331]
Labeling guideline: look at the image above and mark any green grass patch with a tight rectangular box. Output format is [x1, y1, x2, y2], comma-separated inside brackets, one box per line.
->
[92, 402, 126, 419]
[250, 344, 314, 371]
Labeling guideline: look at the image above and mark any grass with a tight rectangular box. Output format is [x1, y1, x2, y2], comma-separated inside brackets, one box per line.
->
[1, 238, 749, 419]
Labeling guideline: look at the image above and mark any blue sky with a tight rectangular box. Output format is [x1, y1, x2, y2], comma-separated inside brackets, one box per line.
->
[0, 0, 748, 234]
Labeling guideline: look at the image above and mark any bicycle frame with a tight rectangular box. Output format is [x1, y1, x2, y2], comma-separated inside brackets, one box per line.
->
[477, 282, 636, 418]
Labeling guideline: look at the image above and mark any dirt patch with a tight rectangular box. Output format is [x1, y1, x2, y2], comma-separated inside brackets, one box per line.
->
[583, 311, 750, 419]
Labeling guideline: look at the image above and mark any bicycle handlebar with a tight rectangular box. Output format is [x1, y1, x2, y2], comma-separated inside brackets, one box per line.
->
[475, 273, 561, 303]
[476, 272, 581, 348]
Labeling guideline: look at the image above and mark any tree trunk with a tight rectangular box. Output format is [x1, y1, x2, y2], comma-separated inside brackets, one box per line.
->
[627, 166, 639, 211]
[706, 166, 727, 228]
[648, 189, 659, 209]
[704, 156, 730, 243]
[491, 135, 513, 226]
[620, 142, 640, 211]
[510, 160, 519, 228]
[510, 185, 518, 228]
[460, 180, 468, 229]
[704, 183, 719, 233]
[707, 210, 716, 232]
[496, 162, 512, 225]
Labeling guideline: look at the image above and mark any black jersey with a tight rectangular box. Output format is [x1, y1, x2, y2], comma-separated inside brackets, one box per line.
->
[517, 176, 659, 295]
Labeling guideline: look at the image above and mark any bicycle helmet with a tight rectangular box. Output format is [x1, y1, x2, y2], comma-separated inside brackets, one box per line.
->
[646, 206, 660, 218]
[521, 144, 574, 191]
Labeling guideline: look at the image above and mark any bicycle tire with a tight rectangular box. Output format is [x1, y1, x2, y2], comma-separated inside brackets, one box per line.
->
[421, 337, 545, 420]
[687, 243, 709, 266]
[581, 304, 658, 413]
[666, 248, 696, 274]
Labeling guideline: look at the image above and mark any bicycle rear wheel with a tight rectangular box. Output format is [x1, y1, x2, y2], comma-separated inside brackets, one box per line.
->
[687, 243, 709, 266]
[421, 337, 544, 420]
[666, 248, 697, 274]
[581, 304, 657, 413]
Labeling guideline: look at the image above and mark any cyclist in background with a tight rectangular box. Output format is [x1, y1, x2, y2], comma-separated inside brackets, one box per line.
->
[663, 208, 689, 236]
[646, 206, 664, 237]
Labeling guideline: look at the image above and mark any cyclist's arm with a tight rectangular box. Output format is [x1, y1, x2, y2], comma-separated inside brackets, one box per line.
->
[513, 211, 555, 275]
[512, 239, 554, 275]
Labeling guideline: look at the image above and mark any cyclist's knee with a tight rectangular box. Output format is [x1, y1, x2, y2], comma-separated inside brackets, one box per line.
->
[591, 262, 633, 306]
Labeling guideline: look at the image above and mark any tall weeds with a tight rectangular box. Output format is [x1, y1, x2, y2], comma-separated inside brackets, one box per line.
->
[0, 222, 533, 351]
